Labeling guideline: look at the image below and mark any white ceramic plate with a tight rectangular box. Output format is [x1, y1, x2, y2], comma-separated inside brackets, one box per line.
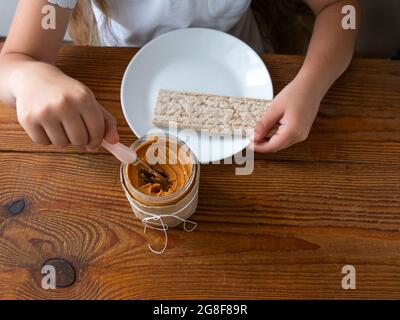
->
[121, 28, 273, 163]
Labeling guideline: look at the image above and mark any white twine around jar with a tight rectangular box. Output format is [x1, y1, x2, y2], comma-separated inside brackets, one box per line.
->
[126, 187, 198, 254]
[142, 213, 197, 254]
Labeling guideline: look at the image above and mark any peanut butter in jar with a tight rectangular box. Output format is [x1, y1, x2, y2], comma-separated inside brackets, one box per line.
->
[121, 134, 200, 228]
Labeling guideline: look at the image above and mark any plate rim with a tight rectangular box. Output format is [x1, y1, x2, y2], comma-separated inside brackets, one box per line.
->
[120, 27, 274, 163]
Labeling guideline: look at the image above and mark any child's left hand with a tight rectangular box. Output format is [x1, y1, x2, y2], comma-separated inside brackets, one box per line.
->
[251, 78, 321, 153]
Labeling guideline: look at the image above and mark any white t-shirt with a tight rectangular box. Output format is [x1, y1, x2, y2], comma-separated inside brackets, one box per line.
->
[49, 0, 264, 52]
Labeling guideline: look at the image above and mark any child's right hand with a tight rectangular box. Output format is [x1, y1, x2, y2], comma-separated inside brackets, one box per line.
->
[13, 62, 119, 150]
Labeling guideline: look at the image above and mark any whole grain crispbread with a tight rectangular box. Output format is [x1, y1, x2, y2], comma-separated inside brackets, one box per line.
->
[152, 89, 271, 135]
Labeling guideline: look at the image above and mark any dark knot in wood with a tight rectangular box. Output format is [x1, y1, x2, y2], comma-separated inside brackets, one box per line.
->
[42, 258, 76, 288]
[6, 199, 26, 216]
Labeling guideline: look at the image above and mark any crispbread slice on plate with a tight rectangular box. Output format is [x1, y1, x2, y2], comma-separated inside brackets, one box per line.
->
[153, 89, 271, 135]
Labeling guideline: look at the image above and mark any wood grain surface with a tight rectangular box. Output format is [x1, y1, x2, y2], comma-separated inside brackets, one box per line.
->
[0, 45, 399, 299]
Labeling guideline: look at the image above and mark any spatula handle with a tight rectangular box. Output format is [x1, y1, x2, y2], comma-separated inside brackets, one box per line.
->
[101, 140, 137, 164]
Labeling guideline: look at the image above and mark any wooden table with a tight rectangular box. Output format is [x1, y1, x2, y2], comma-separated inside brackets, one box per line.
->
[0, 45, 399, 300]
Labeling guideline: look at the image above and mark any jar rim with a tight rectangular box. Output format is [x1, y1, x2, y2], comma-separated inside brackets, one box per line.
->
[122, 133, 198, 203]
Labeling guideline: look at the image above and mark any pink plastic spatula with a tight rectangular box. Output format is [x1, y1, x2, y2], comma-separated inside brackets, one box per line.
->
[101, 140, 168, 184]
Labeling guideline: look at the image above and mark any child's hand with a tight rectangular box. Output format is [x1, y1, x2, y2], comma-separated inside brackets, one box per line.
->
[251, 78, 321, 153]
[13, 62, 119, 150]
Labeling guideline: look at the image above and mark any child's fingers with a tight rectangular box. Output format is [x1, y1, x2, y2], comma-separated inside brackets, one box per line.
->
[99, 104, 120, 144]
[251, 124, 295, 153]
[80, 103, 105, 151]
[21, 121, 51, 145]
[61, 111, 89, 147]
[253, 104, 283, 142]
[42, 120, 70, 148]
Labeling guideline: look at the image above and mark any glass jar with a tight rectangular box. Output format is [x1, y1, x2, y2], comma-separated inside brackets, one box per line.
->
[120, 134, 200, 228]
